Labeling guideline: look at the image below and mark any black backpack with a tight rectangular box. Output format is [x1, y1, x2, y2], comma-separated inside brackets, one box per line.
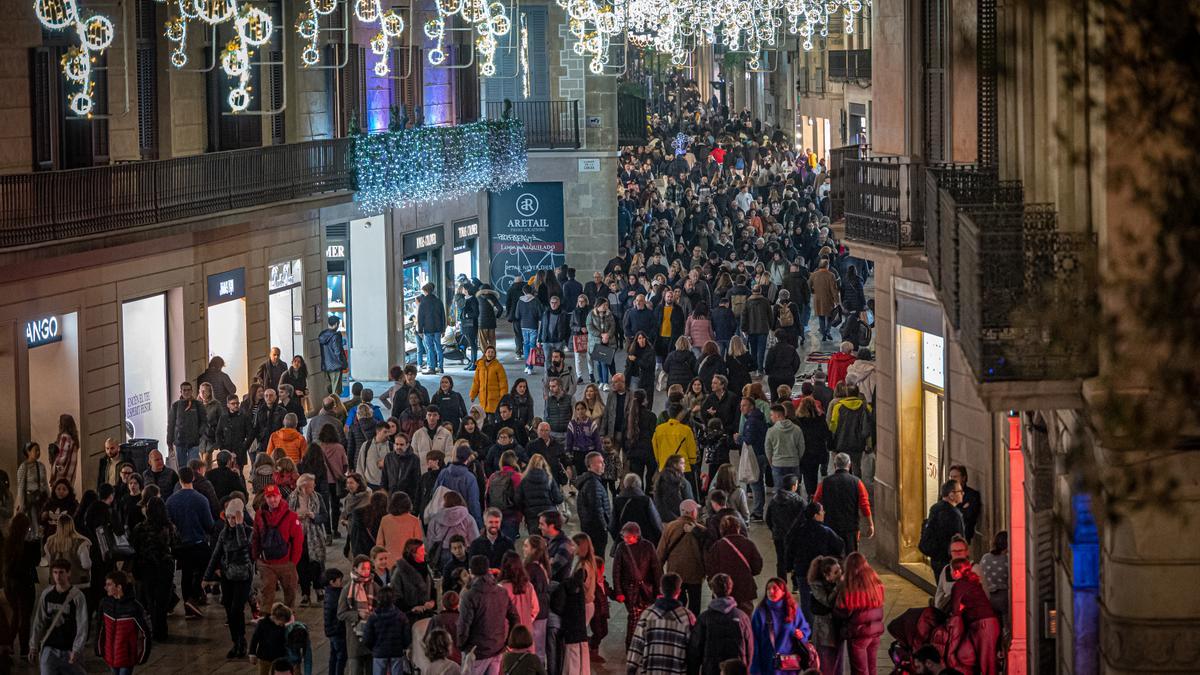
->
[487, 471, 516, 511]
[259, 519, 289, 560]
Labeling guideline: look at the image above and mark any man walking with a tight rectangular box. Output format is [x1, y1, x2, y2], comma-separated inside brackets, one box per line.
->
[29, 559, 89, 675]
[626, 573, 695, 675]
[165, 467, 215, 618]
[458, 555, 519, 675]
[813, 453, 874, 552]
[764, 404, 804, 488]
[920, 479, 966, 580]
[216, 395, 254, 468]
[514, 285, 543, 374]
[418, 283, 447, 374]
[828, 384, 874, 478]
[256, 347, 287, 391]
[318, 315, 348, 396]
[252, 484, 305, 610]
[167, 381, 204, 468]
[574, 452, 612, 557]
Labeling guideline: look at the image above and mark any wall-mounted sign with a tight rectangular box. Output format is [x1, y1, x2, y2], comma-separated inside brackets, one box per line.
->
[454, 220, 479, 243]
[586, 115, 602, 128]
[402, 226, 444, 256]
[578, 158, 601, 173]
[487, 182, 565, 294]
[24, 315, 62, 348]
[206, 268, 246, 305]
[268, 259, 303, 292]
[325, 243, 346, 259]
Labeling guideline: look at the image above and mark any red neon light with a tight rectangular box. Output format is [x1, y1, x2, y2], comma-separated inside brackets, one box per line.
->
[1007, 415, 1028, 675]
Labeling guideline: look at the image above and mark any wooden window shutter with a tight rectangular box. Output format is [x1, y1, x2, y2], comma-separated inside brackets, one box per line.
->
[453, 44, 479, 124]
[527, 6, 549, 100]
[30, 46, 57, 170]
[135, 0, 158, 158]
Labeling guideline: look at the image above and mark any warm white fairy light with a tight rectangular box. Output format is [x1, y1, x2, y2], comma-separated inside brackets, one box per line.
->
[36, 0, 114, 116]
[519, 13, 530, 98]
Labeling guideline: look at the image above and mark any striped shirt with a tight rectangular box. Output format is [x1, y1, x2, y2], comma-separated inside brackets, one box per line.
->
[627, 598, 695, 675]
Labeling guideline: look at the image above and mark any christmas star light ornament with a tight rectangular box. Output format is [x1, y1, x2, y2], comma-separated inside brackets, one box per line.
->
[36, 0, 114, 116]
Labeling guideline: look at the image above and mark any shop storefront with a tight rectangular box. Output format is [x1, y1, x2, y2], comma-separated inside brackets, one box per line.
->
[121, 293, 173, 449]
[402, 225, 445, 355]
[268, 258, 306, 362]
[205, 268, 249, 395]
[452, 219, 479, 282]
[338, 215, 390, 382]
[895, 295, 946, 582]
[23, 312, 82, 493]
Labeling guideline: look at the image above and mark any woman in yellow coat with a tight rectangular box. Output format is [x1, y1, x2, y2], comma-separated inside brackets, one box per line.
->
[470, 345, 509, 416]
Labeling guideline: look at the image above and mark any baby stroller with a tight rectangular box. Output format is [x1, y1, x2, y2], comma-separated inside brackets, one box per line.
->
[886, 607, 925, 673]
[441, 327, 468, 365]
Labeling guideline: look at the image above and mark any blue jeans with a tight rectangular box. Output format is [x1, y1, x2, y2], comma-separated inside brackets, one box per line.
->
[521, 328, 539, 366]
[328, 635, 347, 675]
[421, 333, 444, 370]
[749, 453, 766, 517]
[416, 331, 427, 365]
[818, 315, 832, 338]
[111, 669, 135, 675]
[772, 466, 799, 492]
[717, 339, 730, 356]
[175, 446, 200, 469]
[747, 333, 768, 371]
[798, 305, 811, 335]
[596, 360, 611, 383]
[374, 657, 409, 675]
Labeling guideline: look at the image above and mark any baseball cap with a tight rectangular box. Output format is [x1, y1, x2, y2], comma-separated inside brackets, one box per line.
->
[262, 484, 281, 498]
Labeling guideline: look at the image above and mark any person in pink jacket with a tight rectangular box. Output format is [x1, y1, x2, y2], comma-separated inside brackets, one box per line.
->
[499, 550, 540, 631]
[685, 304, 717, 357]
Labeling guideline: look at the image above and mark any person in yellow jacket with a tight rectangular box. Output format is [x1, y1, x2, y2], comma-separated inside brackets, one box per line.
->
[652, 402, 699, 473]
[470, 345, 509, 415]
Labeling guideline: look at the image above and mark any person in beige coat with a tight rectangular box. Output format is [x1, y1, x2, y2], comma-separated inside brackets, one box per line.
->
[809, 259, 841, 341]
[656, 498, 707, 617]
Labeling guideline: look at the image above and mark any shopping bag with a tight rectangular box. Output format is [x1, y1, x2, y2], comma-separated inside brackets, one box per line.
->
[573, 334, 589, 353]
[526, 344, 545, 367]
[736, 442, 760, 484]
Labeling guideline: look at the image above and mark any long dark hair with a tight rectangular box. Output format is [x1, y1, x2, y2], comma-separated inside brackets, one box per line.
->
[626, 389, 648, 441]
[299, 443, 328, 483]
[499, 550, 529, 593]
[143, 496, 171, 530]
[359, 491, 389, 529]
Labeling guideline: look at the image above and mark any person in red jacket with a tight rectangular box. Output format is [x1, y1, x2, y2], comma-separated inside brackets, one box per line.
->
[948, 559, 1001, 675]
[96, 570, 151, 674]
[826, 341, 857, 391]
[253, 484, 305, 611]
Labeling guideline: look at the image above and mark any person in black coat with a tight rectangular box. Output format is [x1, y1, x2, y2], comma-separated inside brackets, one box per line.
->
[458, 286, 480, 366]
[784, 501, 845, 621]
[795, 400, 832, 497]
[702, 376, 740, 432]
[841, 265, 867, 313]
[724, 337, 754, 398]
[662, 337, 699, 390]
[430, 377, 468, 434]
[574, 453, 612, 556]
[624, 391, 659, 490]
[624, 332, 657, 400]
[696, 343, 728, 393]
[514, 461, 563, 535]
[208, 451, 248, 502]
[949, 465, 982, 543]
[689, 573, 754, 675]
[923, 480, 966, 578]
[609, 474, 663, 546]
[763, 330, 802, 402]
[216, 396, 254, 467]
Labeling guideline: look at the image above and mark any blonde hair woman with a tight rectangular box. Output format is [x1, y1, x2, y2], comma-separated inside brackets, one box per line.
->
[44, 514, 91, 586]
[580, 384, 605, 423]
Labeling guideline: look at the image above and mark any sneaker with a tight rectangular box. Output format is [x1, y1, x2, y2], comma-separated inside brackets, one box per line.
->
[749, 513, 764, 522]
[184, 601, 203, 619]
[524, 367, 533, 374]
[601, 384, 609, 391]
[589, 374, 596, 383]
[577, 376, 584, 384]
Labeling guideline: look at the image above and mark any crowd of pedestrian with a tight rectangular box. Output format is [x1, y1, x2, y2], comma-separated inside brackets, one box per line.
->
[0, 75, 1001, 675]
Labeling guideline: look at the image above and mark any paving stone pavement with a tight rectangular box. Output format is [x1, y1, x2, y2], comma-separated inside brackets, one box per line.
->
[8, 323, 924, 674]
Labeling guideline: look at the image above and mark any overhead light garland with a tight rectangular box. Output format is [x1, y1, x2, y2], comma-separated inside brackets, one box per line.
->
[161, 0, 274, 112]
[424, 0, 511, 75]
[35, 0, 115, 117]
[352, 118, 528, 213]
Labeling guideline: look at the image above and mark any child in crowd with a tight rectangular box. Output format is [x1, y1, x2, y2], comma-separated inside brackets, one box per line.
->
[322, 569, 347, 675]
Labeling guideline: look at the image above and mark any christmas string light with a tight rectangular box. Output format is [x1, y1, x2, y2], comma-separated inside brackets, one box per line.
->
[35, 0, 114, 116]
[352, 118, 528, 213]
[519, 13, 530, 98]
[162, 0, 273, 111]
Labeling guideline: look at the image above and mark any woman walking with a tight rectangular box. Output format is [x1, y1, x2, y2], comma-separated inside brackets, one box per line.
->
[836, 552, 885, 675]
[205, 498, 255, 658]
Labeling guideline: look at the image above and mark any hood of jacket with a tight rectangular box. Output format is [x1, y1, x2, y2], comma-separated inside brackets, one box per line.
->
[709, 596, 738, 614]
[318, 328, 339, 345]
[773, 418, 800, 434]
[476, 288, 500, 301]
[837, 397, 866, 411]
[438, 504, 474, 527]
[520, 294, 536, 303]
[259, 501, 294, 528]
[829, 352, 855, 367]
[274, 428, 303, 443]
[846, 360, 875, 380]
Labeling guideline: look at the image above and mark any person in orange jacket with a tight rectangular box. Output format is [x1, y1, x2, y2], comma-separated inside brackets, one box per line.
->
[267, 413, 307, 463]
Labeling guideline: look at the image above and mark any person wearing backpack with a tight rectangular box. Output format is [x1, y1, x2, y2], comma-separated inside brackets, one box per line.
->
[205, 498, 255, 658]
[827, 383, 874, 478]
[486, 451, 524, 539]
[253, 484, 305, 611]
[920, 480, 966, 580]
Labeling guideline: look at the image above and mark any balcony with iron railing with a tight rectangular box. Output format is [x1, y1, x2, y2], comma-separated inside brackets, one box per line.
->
[0, 138, 353, 249]
[484, 99, 581, 150]
[836, 146, 927, 249]
[923, 165, 1096, 382]
[828, 49, 872, 82]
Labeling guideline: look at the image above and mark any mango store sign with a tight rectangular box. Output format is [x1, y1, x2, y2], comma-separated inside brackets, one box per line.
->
[25, 316, 62, 348]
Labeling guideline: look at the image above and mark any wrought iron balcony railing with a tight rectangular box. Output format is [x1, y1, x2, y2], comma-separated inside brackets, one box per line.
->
[0, 139, 353, 249]
[617, 93, 648, 147]
[840, 151, 926, 249]
[924, 166, 1096, 382]
[484, 100, 581, 150]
